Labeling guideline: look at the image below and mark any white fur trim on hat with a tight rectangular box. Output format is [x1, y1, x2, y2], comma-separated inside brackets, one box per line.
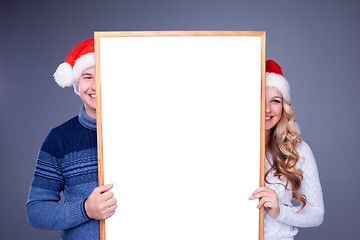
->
[72, 52, 95, 95]
[266, 72, 291, 103]
[53, 53, 94, 94]
[72, 53, 95, 83]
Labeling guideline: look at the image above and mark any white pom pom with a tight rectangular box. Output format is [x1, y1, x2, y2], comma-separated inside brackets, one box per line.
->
[293, 121, 301, 135]
[53, 62, 74, 87]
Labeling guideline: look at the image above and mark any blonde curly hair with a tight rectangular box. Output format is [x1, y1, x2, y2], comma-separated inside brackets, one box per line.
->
[265, 100, 307, 212]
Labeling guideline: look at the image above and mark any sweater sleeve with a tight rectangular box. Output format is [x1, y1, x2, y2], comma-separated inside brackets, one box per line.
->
[26, 130, 91, 230]
[275, 142, 325, 227]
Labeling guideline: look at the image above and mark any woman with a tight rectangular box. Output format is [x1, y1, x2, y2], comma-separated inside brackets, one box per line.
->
[249, 60, 324, 240]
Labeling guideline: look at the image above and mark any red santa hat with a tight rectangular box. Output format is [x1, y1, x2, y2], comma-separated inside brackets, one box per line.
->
[266, 59, 290, 103]
[266, 59, 300, 134]
[53, 38, 94, 95]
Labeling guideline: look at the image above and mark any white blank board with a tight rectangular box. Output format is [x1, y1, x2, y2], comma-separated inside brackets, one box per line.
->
[97, 33, 263, 240]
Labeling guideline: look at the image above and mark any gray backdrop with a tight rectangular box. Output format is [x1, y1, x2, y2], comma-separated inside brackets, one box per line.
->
[1, 0, 359, 239]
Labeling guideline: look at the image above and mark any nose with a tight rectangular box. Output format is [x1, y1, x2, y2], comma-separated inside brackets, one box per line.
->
[265, 101, 270, 114]
[91, 78, 96, 91]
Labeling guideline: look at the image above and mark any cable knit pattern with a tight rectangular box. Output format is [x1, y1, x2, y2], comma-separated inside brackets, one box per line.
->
[26, 105, 100, 240]
[264, 141, 324, 240]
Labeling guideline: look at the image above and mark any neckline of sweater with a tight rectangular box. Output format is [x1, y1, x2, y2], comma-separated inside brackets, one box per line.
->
[78, 105, 97, 131]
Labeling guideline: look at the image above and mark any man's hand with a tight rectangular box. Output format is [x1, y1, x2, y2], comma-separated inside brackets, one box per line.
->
[85, 184, 117, 220]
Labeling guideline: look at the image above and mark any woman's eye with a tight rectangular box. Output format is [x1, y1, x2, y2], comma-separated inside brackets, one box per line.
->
[272, 99, 281, 103]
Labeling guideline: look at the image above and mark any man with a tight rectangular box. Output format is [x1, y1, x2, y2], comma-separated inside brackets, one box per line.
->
[26, 38, 117, 240]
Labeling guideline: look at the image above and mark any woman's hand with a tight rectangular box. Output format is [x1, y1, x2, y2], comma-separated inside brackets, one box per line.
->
[85, 184, 117, 220]
[249, 186, 280, 218]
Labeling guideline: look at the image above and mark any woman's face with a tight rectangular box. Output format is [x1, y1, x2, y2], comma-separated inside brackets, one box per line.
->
[265, 87, 283, 132]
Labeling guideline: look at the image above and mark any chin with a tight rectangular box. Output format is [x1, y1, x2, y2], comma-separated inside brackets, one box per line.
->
[265, 124, 275, 132]
[88, 101, 96, 110]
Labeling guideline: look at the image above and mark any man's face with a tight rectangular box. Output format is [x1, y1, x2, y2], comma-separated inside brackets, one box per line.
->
[78, 67, 96, 118]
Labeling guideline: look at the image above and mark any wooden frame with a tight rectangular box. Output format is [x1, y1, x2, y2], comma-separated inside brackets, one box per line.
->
[95, 31, 266, 240]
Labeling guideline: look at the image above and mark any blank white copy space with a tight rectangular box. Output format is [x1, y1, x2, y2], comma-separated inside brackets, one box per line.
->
[100, 36, 261, 240]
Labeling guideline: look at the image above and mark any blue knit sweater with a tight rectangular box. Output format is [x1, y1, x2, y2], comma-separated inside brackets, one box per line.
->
[26, 105, 100, 240]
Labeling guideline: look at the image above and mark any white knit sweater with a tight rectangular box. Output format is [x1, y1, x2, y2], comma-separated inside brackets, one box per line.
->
[264, 141, 324, 240]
